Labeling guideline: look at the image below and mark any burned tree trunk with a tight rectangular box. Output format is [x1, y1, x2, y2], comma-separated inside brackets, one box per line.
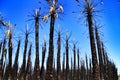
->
[8, 31, 13, 80]
[0, 38, 6, 80]
[46, 13, 55, 80]
[34, 9, 40, 80]
[40, 39, 46, 80]
[19, 27, 28, 80]
[57, 28, 61, 80]
[12, 40, 20, 80]
[77, 49, 80, 80]
[95, 27, 103, 79]
[26, 43, 32, 80]
[86, 54, 89, 80]
[86, 4, 100, 80]
[73, 43, 76, 80]
[62, 53, 65, 80]
[65, 32, 69, 80]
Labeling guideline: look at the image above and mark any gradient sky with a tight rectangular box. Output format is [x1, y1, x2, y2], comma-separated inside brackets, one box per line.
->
[0, 0, 120, 74]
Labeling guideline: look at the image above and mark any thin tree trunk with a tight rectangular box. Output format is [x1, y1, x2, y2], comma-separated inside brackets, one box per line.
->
[26, 43, 32, 80]
[0, 38, 6, 80]
[70, 57, 73, 80]
[13, 40, 20, 80]
[46, 13, 55, 80]
[66, 32, 69, 80]
[8, 32, 12, 80]
[57, 28, 61, 80]
[40, 40, 46, 80]
[34, 9, 40, 80]
[73, 44, 76, 80]
[86, 54, 89, 80]
[19, 27, 28, 80]
[87, 9, 100, 80]
[77, 49, 80, 80]
[95, 27, 103, 79]
[62, 53, 65, 80]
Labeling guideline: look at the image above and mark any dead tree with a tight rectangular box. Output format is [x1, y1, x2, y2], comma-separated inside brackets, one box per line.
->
[12, 40, 21, 80]
[26, 43, 32, 80]
[40, 39, 46, 80]
[57, 27, 61, 80]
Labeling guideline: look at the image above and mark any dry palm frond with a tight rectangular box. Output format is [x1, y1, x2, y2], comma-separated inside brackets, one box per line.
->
[54, 13, 58, 18]
[5, 30, 11, 37]
[50, 5, 55, 14]
[58, 5, 63, 12]
[42, 14, 49, 22]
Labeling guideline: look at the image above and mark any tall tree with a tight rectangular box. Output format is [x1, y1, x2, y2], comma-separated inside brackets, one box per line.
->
[62, 53, 65, 80]
[6, 21, 13, 80]
[86, 54, 89, 80]
[19, 26, 28, 80]
[75, 0, 103, 79]
[73, 43, 76, 80]
[57, 27, 61, 80]
[43, 0, 63, 79]
[12, 40, 21, 80]
[26, 42, 32, 80]
[40, 38, 46, 80]
[0, 38, 6, 80]
[65, 31, 70, 80]
[77, 48, 80, 80]
[34, 9, 40, 80]
[95, 26, 104, 79]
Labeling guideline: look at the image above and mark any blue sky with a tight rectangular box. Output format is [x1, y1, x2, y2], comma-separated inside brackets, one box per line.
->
[0, 0, 120, 74]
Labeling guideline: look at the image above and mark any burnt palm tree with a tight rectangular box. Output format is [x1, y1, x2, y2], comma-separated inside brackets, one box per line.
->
[77, 48, 80, 80]
[57, 27, 61, 80]
[70, 57, 73, 80]
[19, 26, 29, 80]
[40, 38, 46, 80]
[73, 43, 76, 80]
[4, 21, 14, 80]
[75, 0, 103, 79]
[43, 0, 63, 79]
[85, 54, 89, 80]
[26, 42, 32, 80]
[95, 26, 104, 79]
[62, 53, 65, 80]
[0, 20, 13, 80]
[12, 39, 21, 80]
[34, 9, 41, 80]
[65, 31, 70, 80]
[0, 38, 6, 80]
[28, 8, 41, 80]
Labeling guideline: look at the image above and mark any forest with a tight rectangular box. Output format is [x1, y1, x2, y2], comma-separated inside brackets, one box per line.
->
[0, 0, 119, 80]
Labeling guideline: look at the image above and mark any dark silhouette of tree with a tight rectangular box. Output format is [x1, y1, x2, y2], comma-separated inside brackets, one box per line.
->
[19, 26, 28, 80]
[75, 0, 104, 79]
[77, 49, 80, 80]
[40, 38, 46, 80]
[12, 40, 21, 80]
[57, 27, 61, 80]
[43, 0, 63, 79]
[65, 31, 70, 80]
[86, 54, 89, 80]
[0, 38, 6, 80]
[62, 53, 65, 80]
[26, 42, 32, 80]
[34, 9, 41, 80]
[95, 26, 104, 80]
[73, 43, 76, 80]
